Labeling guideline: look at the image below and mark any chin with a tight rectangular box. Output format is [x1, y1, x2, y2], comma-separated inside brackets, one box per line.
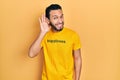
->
[57, 27, 64, 31]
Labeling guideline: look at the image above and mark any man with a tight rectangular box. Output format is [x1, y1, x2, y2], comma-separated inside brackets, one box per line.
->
[29, 4, 82, 80]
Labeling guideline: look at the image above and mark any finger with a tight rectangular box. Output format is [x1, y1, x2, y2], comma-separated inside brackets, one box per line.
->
[43, 14, 45, 22]
[41, 14, 44, 22]
[39, 17, 41, 25]
[39, 17, 43, 29]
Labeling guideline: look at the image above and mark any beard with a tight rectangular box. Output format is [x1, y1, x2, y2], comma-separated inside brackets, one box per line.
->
[49, 22, 64, 31]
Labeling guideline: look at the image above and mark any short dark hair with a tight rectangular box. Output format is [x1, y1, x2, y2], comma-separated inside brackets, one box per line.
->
[45, 4, 62, 19]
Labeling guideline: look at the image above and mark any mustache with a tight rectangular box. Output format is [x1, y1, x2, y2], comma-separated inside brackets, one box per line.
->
[56, 22, 64, 25]
[49, 22, 64, 26]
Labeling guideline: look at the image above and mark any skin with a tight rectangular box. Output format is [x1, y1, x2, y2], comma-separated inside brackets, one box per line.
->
[49, 9, 64, 32]
[28, 9, 82, 80]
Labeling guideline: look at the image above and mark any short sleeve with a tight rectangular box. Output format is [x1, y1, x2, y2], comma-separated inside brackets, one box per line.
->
[73, 33, 81, 50]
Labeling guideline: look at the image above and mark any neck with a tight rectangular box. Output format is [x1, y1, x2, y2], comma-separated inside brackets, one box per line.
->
[51, 27, 64, 33]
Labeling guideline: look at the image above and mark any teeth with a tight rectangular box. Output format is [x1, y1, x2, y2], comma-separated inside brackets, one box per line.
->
[58, 24, 62, 26]
[56, 24, 63, 28]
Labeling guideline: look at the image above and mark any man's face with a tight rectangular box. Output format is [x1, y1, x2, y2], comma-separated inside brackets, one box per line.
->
[49, 9, 64, 32]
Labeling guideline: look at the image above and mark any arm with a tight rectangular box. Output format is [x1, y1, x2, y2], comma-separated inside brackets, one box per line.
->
[28, 15, 50, 58]
[73, 49, 82, 80]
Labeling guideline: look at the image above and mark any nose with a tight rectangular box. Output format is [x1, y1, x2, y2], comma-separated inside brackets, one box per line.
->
[58, 18, 63, 24]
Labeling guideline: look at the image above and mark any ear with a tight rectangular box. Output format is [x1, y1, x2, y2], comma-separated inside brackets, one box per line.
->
[45, 17, 50, 24]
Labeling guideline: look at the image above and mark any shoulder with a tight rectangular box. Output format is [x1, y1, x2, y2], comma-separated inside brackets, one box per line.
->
[64, 27, 79, 36]
[64, 27, 76, 33]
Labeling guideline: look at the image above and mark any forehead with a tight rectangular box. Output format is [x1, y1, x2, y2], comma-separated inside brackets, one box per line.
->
[50, 9, 63, 17]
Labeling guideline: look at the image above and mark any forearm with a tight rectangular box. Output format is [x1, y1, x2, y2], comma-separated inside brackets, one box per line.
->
[28, 32, 46, 58]
[74, 57, 82, 80]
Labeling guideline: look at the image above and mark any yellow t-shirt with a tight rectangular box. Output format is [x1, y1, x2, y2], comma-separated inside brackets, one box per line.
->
[41, 27, 81, 80]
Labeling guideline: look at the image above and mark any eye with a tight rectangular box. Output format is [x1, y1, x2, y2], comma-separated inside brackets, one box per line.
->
[60, 14, 64, 19]
[53, 17, 58, 20]
[60, 16, 63, 18]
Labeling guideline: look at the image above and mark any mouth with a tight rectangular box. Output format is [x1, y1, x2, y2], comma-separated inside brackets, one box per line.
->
[58, 24, 62, 27]
[56, 23, 63, 29]
[50, 22, 64, 31]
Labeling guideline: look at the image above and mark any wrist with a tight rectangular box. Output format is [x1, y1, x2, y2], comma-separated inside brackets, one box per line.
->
[40, 31, 47, 35]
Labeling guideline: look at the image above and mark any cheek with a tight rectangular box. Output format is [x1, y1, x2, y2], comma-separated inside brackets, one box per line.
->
[62, 18, 64, 22]
[51, 20, 58, 25]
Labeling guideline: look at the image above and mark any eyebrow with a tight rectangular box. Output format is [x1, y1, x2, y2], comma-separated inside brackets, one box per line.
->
[52, 14, 64, 17]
